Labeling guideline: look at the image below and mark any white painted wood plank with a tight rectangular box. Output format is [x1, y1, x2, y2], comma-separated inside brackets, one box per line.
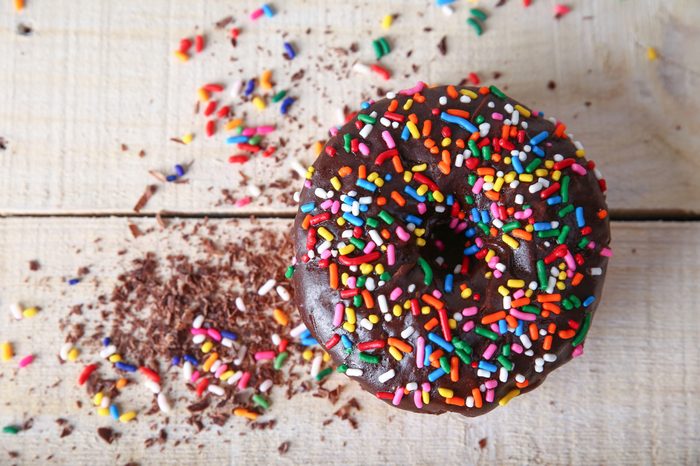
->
[0, 218, 698, 464]
[0, 0, 698, 215]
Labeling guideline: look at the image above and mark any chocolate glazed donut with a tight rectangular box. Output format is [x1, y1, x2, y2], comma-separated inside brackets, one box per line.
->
[292, 83, 611, 416]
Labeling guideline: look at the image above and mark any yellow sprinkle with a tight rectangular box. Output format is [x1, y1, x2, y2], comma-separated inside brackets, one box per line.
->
[14, 0, 24, 12]
[498, 286, 510, 297]
[220, 370, 235, 381]
[93, 392, 104, 406]
[67, 347, 80, 362]
[518, 174, 534, 182]
[336, 217, 346, 226]
[322, 352, 331, 362]
[330, 176, 341, 191]
[22, 307, 38, 318]
[485, 271, 493, 279]
[534, 168, 549, 177]
[504, 171, 516, 183]
[514, 104, 531, 118]
[493, 177, 504, 192]
[484, 175, 494, 183]
[317, 227, 334, 241]
[374, 178, 384, 188]
[174, 50, 189, 62]
[575, 149, 585, 158]
[381, 14, 393, 29]
[556, 281, 566, 291]
[313, 141, 324, 156]
[498, 389, 521, 406]
[414, 228, 425, 237]
[388, 346, 403, 361]
[273, 308, 289, 326]
[341, 273, 349, 286]
[459, 89, 478, 99]
[416, 238, 426, 247]
[411, 163, 427, 172]
[448, 319, 457, 329]
[374, 264, 385, 275]
[502, 234, 520, 250]
[108, 354, 122, 363]
[202, 352, 218, 372]
[485, 249, 495, 262]
[392, 304, 402, 317]
[97, 407, 110, 416]
[508, 279, 525, 288]
[438, 387, 454, 398]
[342, 322, 356, 333]
[302, 349, 314, 361]
[368, 314, 380, 324]
[524, 224, 534, 233]
[181, 133, 194, 144]
[252, 96, 266, 110]
[116, 378, 129, 389]
[460, 288, 472, 299]
[406, 121, 420, 139]
[1, 341, 13, 361]
[234, 408, 259, 420]
[552, 170, 561, 182]
[359, 263, 373, 275]
[403, 171, 413, 183]
[402, 99, 413, 111]
[416, 184, 429, 196]
[119, 411, 137, 423]
[197, 88, 210, 102]
[201, 340, 214, 353]
[338, 244, 355, 256]
[647, 47, 658, 61]
[260, 70, 273, 90]
[433, 190, 445, 202]
[346, 308, 356, 325]
[421, 306, 430, 315]
[525, 289, 534, 298]
[544, 160, 555, 169]
[422, 390, 430, 404]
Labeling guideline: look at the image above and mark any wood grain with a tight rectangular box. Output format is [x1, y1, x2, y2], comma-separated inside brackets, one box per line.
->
[0, 0, 698, 216]
[0, 218, 698, 465]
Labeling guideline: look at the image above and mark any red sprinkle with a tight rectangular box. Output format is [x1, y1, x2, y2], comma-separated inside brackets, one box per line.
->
[78, 364, 98, 386]
[205, 120, 216, 137]
[139, 366, 160, 383]
[228, 155, 249, 164]
[195, 34, 205, 53]
[179, 38, 192, 53]
[370, 64, 391, 81]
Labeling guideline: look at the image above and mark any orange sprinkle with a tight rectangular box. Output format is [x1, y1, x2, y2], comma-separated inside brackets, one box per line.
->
[510, 298, 531, 308]
[408, 113, 418, 124]
[446, 396, 465, 406]
[387, 338, 413, 353]
[542, 310, 551, 318]
[510, 126, 518, 138]
[572, 272, 584, 286]
[485, 191, 500, 201]
[547, 323, 556, 334]
[472, 388, 483, 408]
[429, 146, 440, 155]
[388, 99, 399, 112]
[478, 86, 490, 95]
[481, 311, 506, 325]
[455, 138, 465, 149]
[273, 308, 289, 326]
[446, 85, 458, 99]
[413, 93, 426, 103]
[338, 166, 352, 177]
[543, 302, 561, 314]
[422, 120, 432, 137]
[505, 315, 518, 328]
[429, 349, 445, 363]
[233, 408, 259, 420]
[511, 229, 532, 241]
[529, 323, 539, 341]
[446, 108, 470, 119]
[376, 196, 387, 206]
[116, 378, 129, 389]
[438, 161, 450, 175]
[597, 209, 608, 219]
[492, 153, 502, 162]
[329, 263, 339, 290]
[14, 0, 24, 11]
[391, 191, 407, 207]
[361, 290, 374, 309]
[301, 214, 311, 230]
[554, 123, 567, 138]
[380, 229, 391, 240]
[358, 165, 367, 179]
[537, 293, 561, 303]
[450, 356, 459, 382]
[515, 380, 529, 389]
[392, 156, 404, 173]
[469, 132, 480, 141]
[421, 294, 444, 309]
[476, 167, 496, 176]
[501, 125, 510, 140]
[424, 138, 436, 149]
[558, 329, 576, 339]
[423, 317, 439, 331]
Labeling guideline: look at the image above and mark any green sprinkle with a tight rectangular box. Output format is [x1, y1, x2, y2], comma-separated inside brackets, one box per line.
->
[522, 305, 541, 315]
[352, 295, 362, 307]
[572, 313, 592, 346]
[337, 364, 348, 373]
[379, 271, 391, 281]
[359, 352, 380, 364]
[465, 194, 475, 204]
[248, 134, 262, 146]
[378, 210, 394, 225]
[466, 17, 483, 36]
[475, 115, 485, 124]
[358, 114, 376, 124]
[477, 222, 490, 235]
[284, 266, 295, 279]
[439, 356, 451, 374]
[417, 257, 433, 286]
[427, 192, 434, 202]
[316, 367, 333, 381]
[475, 326, 498, 341]
[453, 339, 472, 354]
[556, 225, 570, 244]
[489, 85, 506, 99]
[366, 217, 379, 228]
[537, 229, 560, 239]
[2, 425, 19, 434]
[470, 8, 488, 21]
[378, 37, 391, 55]
[569, 295, 582, 308]
[502, 344, 511, 357]
[562, 298, 573, 310]
[558, 204, 574, 217]
[468, 139, 481, 158]
[467, 173, 477, 186]
[271, 90, 287, 103]
[273, 351, 289, 370]
[578, 236, 591, 249]
[497, 355, 514, 371]
[349, 237, 366, 249]
[537, 260, 547, 290]
[252, 394, 270, 409]
[502, 221, 520, 232]
[525, 158, 542, 173]
[356, 276, 367, 288]
[482, 145, 492, 161]
[343, 133, 351, 152]
[561, 175, 570, 203]
[455, 348, 471, 365]
[372, 39, 383, 59]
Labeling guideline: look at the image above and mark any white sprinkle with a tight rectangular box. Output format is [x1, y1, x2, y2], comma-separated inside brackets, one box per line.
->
[360, 318, 374, 331]
[230, 79, 243, 97]
[276, 286, 291, 301]
[100, 396, 111, 409]
[529, 182, 543, 194]
[144, 379, 161, 394]
[257, 279, 276, 296]
[455, 153, 464, 167]
[290, 161, 306, 178]
[259, 379, 273, 393]
[401, 326, 415, 339]
[247, 184, 262, 197]
[157, 393, 172, 413]
[525, 349, 534, 357]
[435, 205, 446, 213]
[459, 95, 471, 103]
[346, 368, 364, 377]
[208, 384, 225, 396]
[99, 345, 117, 359]
[10, 303, 23, 320]
[233, 345, 247, 366]
[271, 333, 281, 346]
[210, 360, 222, 374]
[590, 267, 602, 276]
[192, 334, 206, 344]
[479, 123, 490, 137]
[369, 229, 384, 246]
[515, 194, 524, 204]
[520, 334, 532, 349]
[310, 355, 322, 377]
[359, 123, 374, 139]
[352, 62, 371, 75]
[544, 353, 557, 362]
[384, 313, 393, 322]
[365, 277, 376, 291]
[503, 296, 512, 310]
[477, 369, 491, 378]
[512, 110, 520, 125]
[222, 337, 234, 348]
[499, 367, 508, 383]
[515, 373, 526, 383]
[391, 121, 399, 129]
[406, 382, 418, 391]
[386, 92, 396, 99]
[378, 294, 389, 314]
[466, 396, 475, 408]
[438, 96, 448, 105]
[441, 4, 454, 15]
[59, 343, 72, 361]
[380, 117, 391, 127]
[183, 361, 193, 381]
[314, 187, 328, 199]
[227, 371, 243, 385]
[378, 369, 395, 383]
[192, 314, 205, 329]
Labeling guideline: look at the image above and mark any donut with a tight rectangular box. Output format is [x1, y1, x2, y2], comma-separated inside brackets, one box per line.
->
[291, 82, 612, 416]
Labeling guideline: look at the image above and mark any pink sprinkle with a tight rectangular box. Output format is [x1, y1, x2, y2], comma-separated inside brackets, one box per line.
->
[510, 309, 537, 321]
[421, 382, 431, 392]
[254, 351, 275, 361]
[18, 354, 34, 368]
[571, 163, 587, 175]
[250, 8, 264, 19]
[242, 127, 256, 137]
[490, 202, 500, 220]
[190, 328, 207, 335]
[395, 226, 410, 242]
[512, 289, 525, 299]
[475, 237, 485, 248]
[462, 307, 478, 317]
[329, 127, 339, 137]
[381, 130, 396, 149]
[489, 323, 500, 333]
[493, 270, 503, 278]
[472, 177, 484, 194]
[347, 276, 357, 289]
[207, 329, 222, 342]
[215, 364, 228, 378]
[572, 344, 585, 358]
[363, 241, 376, 254]
[331, 200, 341, 214]
[320, 199, 333, 210]
[235, 197, 252, 207]
[332, 303, 344, 327]
[359, 143, 370, 156]
[482, 344, 497, 360]
[485, 388, 495, 403]
[600, 247, 613, 257]
[564, 252, 577, 271]
[191, 370, 200, 383]
[392, 386, 404, 406]
[462, 321, 475, 333]
[491, 112, 504, 120]
[414, 390, 423, 409]
[510, 343, 524, 354]
[449, 218, 459, 229]
[399, 81, 426, 95]
[255, 125, 276, 135]
[304, 180, 312, 188]
[390, 287, 403, 301]
[417, 203, 427, 215]
[416, 337, 425, 369]
[238, 371, 251, 389]
[485, 379, 498, 389]
[320, 250, 331, 259]
[455, 221, 467, 233]
[387, 244, 396, 266]
[432, 289, 442, 299]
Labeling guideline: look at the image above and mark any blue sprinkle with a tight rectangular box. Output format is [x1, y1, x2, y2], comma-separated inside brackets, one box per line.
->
[221, 330, 237, 341]
[301, 336, 319, 346]
[341, 334, 353, 349]
[68, 278, 81, 285]
[423, 344, 433, 367]
[172, 356, 181, 366]
[226, 135, 249, 144]
[464, 227, 477, 238]
[300, 202, 315, 213]
[428, 368, 446, 382]
[446, 194, 454, 206]
[498, 319, 508, 334]
[471, 208, 480, 222]
[184, 354, 199, 366]
[166, 175, 178, 182]
[356, 179, 377, 192]
[115, 362, 137, 372]
[515, 320, 525, 336]
[385, 174, 392, 181]
[359, 204, 369, 212]
[428, 332, 454, 352]
[478, 361, 498, 372]
[445, 274, 454, 293]
[262, 3, 275, 17]
[109, 405, 120, 421]
[530, 131, 549, 145]
[440, 112, 478, 133]
[405, 214, 423, 225]
[102, 337, 111, 347]
[403, 186, 426, 202]
[547, 196, 562, 205]
[342, 196, 356, 205]
[400, 125, 411, 141]
[534, 222, 553, 231]
[512, 156, 524, 174]
[360, 101, 371, 110]
[464, 244, 480, 255]
[244, 79, 256, 96]
[174, 164, 185, 177]
[342, 212, 364, 226]
[480, 210, 490, 224]
[583, 296, 596, 307]
[283, 42, 296, 59]
[576, 206, 586, 227]
[300, 329, 312, 339]
[280, 97, 296, 114]
[532, 145, 545, 157]
[436, 0, 455, 4]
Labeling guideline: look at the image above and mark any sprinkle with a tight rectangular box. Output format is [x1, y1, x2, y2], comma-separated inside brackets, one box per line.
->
[283, 42, 296, 59]
[647, 47, 658, 61]
[18, 354, 34, 368]
[2, 425, 20, 434]
[1, 342, 13, 361]
[554, 4, 572, 19]
[466, 17, 483, 36]
[381, 14, 393, 29]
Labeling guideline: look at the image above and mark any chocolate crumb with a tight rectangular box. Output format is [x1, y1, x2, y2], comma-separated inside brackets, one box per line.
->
[0, 137, 7, 150]
[547, 80, 557, 90]
[479, 438, 488, 449]
[278, 441, 290, 455]
[29, 260, 40, 271]
[133, 185, 157, 213]
[97, 427, 120, 444]
[437, 36, 447, 56]
[17, 23, 32, 36]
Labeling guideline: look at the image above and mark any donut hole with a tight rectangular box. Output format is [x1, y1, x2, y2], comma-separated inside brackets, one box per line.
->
[419, 218, 469, 276]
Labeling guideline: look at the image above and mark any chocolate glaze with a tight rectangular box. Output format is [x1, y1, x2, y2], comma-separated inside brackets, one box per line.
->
[292, 84, 610, 416]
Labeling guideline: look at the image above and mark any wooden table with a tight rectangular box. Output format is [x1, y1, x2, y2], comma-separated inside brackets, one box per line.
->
[0, 1, 698, 464]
